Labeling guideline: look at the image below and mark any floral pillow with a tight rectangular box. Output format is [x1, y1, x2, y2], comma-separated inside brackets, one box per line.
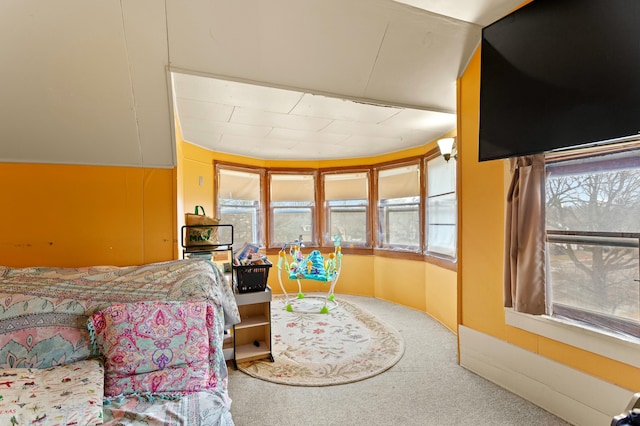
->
[87, 300, 219, 397]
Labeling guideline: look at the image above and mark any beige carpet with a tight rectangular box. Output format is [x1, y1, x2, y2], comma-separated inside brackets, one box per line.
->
[237, 296, 405, 386]
[229, 294, 572, 426]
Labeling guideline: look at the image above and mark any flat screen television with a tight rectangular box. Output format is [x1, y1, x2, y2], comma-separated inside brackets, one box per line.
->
[478, 0, 640, 162]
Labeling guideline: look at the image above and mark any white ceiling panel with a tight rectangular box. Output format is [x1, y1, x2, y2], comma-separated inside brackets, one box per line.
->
[175, 99, 234, 122]
[1, 0, 522, 165]
[267, 128, 350, 145]
[173, 72, 304, 114]
[290, 94, 402, 123]
[0, 1, 142, 165]
[166, 0, 390, 99]
[231, 108, 333, 132]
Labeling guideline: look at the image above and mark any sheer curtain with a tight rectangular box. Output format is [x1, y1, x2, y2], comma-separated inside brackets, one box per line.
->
[503, 155, 546, 314]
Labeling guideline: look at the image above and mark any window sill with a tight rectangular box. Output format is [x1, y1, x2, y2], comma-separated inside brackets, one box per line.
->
[505, 308, 640, 368]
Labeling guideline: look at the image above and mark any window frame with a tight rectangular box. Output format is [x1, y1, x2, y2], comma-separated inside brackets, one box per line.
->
[320, 168, 372, 249]
[214, 163, 266, 248]
[374, 160, 423, 253]
[424, 150, 458, 262]
[544, 142, 640, 340]
[267, 169, 319, 249]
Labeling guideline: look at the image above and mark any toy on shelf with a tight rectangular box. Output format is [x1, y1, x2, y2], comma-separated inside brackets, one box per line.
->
[277, 236, 343, 313]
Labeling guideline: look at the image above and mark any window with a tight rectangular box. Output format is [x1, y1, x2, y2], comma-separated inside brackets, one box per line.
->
[377, 163, 421, 251]
[216, 167, 264, 248]
[545, 147, 640, 338]
[269, 172, 317, 247]
[322, 171, 369, 248]
[426, 155, 457, 258]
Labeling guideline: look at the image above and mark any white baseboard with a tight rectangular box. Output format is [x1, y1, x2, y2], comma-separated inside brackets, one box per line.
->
[459, 325, 634, 426]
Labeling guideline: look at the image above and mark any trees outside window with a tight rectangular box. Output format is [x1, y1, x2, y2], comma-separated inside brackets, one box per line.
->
[546, 149, 640, 338]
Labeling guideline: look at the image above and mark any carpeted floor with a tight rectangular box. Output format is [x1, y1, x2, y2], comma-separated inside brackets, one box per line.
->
[228, 294, 572, 426]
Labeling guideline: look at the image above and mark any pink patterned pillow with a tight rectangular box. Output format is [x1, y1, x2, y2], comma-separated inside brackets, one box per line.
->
[87, 301, 218, 397]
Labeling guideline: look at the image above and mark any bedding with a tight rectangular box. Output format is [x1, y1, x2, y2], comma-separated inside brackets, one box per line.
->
[0, 259, 239, 425]
[102, 389, 234, 426]
[0, 359, 104, 425]
[0, 259, 239, 369]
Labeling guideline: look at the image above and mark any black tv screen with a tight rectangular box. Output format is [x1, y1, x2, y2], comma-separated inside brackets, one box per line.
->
[479, 0, 640, 162]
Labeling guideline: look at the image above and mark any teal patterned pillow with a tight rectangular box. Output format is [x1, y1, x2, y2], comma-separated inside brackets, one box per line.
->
[88, 301, 219, 397]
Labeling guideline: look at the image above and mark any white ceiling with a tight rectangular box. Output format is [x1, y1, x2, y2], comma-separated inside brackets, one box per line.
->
[0, 0, 524, 166]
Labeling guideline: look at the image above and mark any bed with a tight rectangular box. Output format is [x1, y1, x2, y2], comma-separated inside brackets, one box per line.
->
[0, 259, 240, 425]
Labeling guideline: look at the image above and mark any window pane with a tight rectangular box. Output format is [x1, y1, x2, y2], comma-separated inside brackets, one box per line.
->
[427, 224, 456, 257]
[548, 241, 639, 325]
[328, 203, 367, 244]
[324, 172, 369, 246]
[546, 149, 640, 338]
[427, 193, 456, 257]
[218, 168, 263, 247]
[270, 173, 316, 246]
[426, 156, 457, 258]
[546, 151, 640, 233]
[378, 164, 420, 250]
[272, 207, 312, 245]
[219, 203, 258, 250]
[427, 193, 456, 224]
[427, 156, 456, 196]
[378, 198, 420, 248]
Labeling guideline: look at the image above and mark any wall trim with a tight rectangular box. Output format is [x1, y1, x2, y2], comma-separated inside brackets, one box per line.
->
[459, 325, 633, 426]
[505, 308, 640, 368]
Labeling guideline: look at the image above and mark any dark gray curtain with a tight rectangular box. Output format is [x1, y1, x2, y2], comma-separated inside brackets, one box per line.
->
[504, 155, 546, 314]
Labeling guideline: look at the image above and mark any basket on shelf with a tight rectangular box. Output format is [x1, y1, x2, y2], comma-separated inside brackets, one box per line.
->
[234, 260, 272, 293]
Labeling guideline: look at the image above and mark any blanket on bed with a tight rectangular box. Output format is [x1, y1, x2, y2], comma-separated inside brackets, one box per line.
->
[0, 359, 104, 425]
[0, 259, 240, 369]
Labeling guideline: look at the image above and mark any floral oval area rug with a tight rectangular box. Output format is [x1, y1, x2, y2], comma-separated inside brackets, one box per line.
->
[236, 296, 405, 386]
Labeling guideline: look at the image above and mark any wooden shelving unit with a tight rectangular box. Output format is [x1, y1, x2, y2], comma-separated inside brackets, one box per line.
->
[233, 287, 273, 368]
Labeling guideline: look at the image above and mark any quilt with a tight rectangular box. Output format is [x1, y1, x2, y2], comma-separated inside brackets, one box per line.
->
[0, 259, 240, 369]
[0, 359, 104, 425]
[102, 389, 234, 426]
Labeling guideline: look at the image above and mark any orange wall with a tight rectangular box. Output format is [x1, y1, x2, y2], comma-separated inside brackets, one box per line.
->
[458, 47, 640, 390]
[0, 163, 176, 267]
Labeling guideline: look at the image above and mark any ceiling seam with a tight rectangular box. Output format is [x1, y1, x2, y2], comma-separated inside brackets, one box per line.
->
[119, 0, 144, 165]
[363, 21, 390, 100]
[169, 67, 456, 115]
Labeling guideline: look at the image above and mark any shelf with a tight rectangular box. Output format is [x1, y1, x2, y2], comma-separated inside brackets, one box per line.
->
[235, 341, 271, 362]
[234, 287, 272, 305]
[235, 315, 269, 329]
